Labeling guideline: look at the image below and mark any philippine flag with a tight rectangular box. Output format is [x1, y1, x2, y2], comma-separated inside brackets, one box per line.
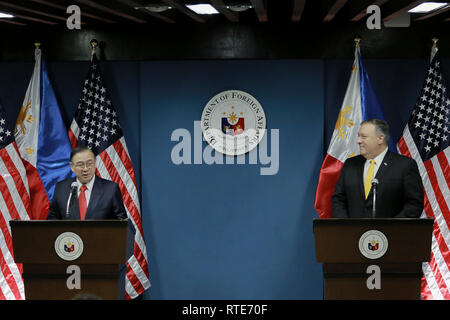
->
[14, 47, 73, 219]
[314, 43, 394, 219]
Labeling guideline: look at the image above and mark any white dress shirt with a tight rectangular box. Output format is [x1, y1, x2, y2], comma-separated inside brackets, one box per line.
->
[363, 147, 388, 184]
[75, 175, 96, 208]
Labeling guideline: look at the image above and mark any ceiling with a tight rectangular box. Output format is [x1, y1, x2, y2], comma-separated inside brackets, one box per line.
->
[0, 0, 449, 28]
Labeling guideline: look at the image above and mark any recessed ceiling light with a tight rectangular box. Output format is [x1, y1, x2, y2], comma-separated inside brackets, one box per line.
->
[186, 4, 219, 15]
[0, 12, 14, 18]
[227, 5, 253, 12]
[143, 5, 172, 13]
[408, 2, 449, 13]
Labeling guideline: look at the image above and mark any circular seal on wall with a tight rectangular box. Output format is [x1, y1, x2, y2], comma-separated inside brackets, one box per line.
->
[54, 232, 84, 261]
[358, 230, 388, 260]
[201, 90, 266, 156]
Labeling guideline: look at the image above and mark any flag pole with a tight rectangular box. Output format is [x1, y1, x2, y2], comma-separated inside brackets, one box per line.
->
[431, 38, 438, 62]
[432, 38, 438, 49]
[354, 37, 361, 49]
[90, 39, 98, 61]
[34, 42, 40, 49]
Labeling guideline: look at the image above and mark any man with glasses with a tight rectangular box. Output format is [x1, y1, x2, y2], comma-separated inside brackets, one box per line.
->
[47, 146, 127, 220]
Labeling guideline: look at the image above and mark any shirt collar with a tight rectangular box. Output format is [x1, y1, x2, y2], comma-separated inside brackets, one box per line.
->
[368, 147, 388, 165]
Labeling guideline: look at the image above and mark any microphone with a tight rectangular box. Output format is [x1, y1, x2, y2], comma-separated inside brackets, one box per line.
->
[371, 178, 379, 218]
[66, 182, 78, 219]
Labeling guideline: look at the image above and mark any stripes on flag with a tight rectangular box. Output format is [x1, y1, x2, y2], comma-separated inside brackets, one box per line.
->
[397, 47, 450, 300]
[0, 107, 32, 300]
[68, 52, 150, 299]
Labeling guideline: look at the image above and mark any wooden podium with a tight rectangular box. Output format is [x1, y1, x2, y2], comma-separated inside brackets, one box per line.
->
[10, 220, 128, 300]
[313, 218, 433, 300]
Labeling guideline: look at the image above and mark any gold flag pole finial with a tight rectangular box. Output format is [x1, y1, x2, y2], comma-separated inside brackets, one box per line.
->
[34, 42, 40, 49]
[354, 38, 361, 49]
[90, 39, 98, 53]
[432, 38, 438, 49]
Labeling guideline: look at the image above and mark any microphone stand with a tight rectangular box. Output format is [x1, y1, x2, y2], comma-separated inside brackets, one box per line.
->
[65, 192, 73, 219]
[66, 185, 77, 219]
[371, 180, 378, 219]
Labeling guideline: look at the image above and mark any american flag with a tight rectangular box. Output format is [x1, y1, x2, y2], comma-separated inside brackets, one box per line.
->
[0, 104, 32, 300]
[397, 47, 450, 299]
[68, 53, 150, 299]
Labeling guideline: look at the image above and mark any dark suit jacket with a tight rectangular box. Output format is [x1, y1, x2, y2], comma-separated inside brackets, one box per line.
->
[47, 176, 127, 220]
[332, 151, 424, 218]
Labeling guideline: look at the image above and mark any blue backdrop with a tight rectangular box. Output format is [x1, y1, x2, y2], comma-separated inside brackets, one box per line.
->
[139, 60, 324, 299]
[0, 57, 448, 299]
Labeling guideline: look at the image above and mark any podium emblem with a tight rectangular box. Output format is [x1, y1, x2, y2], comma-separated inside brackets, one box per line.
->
[358, 230, 388, 259]
[54, 232, 84, 261]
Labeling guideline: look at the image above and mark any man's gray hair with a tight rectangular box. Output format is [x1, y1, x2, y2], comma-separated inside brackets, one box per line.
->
[361, 118, 390, 145]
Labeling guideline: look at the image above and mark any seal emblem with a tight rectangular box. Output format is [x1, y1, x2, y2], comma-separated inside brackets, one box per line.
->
[54, 232, 84, 261]
[358, 230, 388, 260]
[201, 90, 266, 156]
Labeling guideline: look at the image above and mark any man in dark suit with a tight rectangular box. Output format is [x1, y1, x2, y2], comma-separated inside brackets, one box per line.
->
[332, 119, 424, 218]
[47, 146, 127, 220]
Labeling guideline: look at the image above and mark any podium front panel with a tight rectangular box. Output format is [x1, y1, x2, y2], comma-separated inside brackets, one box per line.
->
[11, 220, 127, 265]
[313, 218, 433, 300]
[22, 264, 121, 300]
[313, 218, 433, 264]
[10, 220, 128, 300]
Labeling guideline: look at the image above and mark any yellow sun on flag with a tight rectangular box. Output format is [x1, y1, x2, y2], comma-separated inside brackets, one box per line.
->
[334, 105, 354, 140]
[15, 101, 34, 135]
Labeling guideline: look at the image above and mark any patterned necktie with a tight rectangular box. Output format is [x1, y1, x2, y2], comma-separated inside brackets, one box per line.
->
[79, 185, 87, 220]
[364, 160, 375, 199]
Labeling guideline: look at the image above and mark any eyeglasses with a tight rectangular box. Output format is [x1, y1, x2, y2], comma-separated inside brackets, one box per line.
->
[73, 161, 95, 169]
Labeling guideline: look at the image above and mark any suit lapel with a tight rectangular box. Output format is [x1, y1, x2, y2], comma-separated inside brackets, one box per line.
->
[375, 151, 391, 182]
[357, 156, 366, 199]
[69, 178, 80, 219]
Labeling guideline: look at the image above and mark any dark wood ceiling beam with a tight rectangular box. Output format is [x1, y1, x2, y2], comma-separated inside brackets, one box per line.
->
[29, 0, 116, 23]
[141, 8, 175, 24]
[0, 11, 57, 25]
[210, 0, 239, 22]
[414, 5, 450, 21]
[0, 19, 27, 26]
[250, 0, 267, 22]
[161, 0, 206, 23]
[75, 0, 147, 23]
[323, 0, 348, 22]
[292, 0, 306, 22]
[0, 1, 68, 22]
[118, 0, 175, 23]
[350, 0, 390, 22]
[382, 0, 425, 22]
